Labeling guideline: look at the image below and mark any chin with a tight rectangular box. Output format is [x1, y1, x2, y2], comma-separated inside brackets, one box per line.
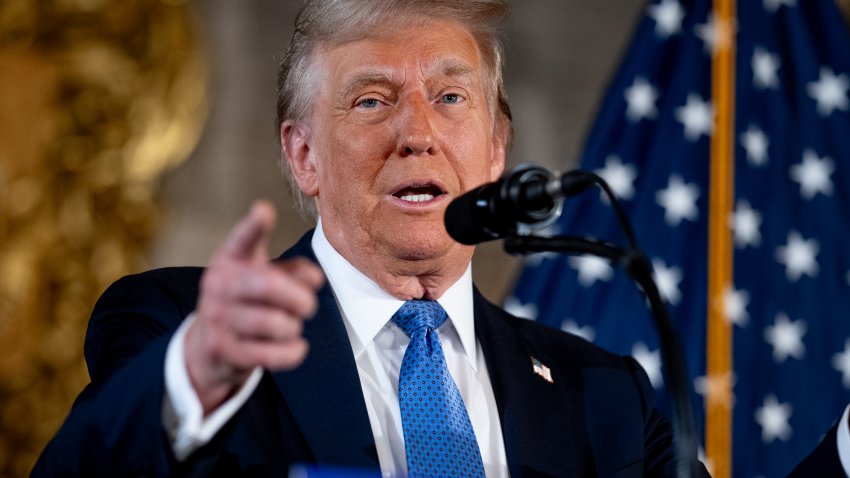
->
[385, 228, 455, 262]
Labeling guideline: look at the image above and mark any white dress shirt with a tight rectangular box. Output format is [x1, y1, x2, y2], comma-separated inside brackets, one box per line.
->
[164, 221, 509, 477]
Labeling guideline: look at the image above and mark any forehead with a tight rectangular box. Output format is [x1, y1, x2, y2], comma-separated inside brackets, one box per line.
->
[315, 19, 485, 86]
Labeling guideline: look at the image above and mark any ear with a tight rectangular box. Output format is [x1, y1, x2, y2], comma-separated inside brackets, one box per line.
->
[281, 120, 319, 197]
[489, 116, 509, 181]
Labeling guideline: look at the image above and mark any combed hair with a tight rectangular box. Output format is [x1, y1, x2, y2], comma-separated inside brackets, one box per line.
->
[275, 0, 513, 217]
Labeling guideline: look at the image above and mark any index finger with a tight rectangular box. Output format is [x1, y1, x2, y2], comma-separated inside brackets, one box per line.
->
[218, 201, 277, 262]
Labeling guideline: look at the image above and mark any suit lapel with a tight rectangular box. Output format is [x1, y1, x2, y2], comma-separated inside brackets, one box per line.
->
[474, 290, 594, 478]
[271, 232, 379, 468]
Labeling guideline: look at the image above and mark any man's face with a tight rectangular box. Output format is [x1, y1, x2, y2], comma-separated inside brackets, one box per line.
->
[289, 19, 506, 272]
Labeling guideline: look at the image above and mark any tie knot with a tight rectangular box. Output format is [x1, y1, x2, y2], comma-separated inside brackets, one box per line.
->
[391, 300, 448, 337]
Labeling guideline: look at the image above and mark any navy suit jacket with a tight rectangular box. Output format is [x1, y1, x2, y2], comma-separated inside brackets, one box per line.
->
[35, 231, 712, 477]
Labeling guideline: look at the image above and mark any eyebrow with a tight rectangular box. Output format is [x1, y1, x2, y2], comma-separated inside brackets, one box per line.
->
[339, 58, 479, 100]
[339, 72, 399, 100]
[430, 57, 477, 82]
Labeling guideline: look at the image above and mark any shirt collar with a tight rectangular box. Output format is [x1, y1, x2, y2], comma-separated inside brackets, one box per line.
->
[311, 220, 477, 370]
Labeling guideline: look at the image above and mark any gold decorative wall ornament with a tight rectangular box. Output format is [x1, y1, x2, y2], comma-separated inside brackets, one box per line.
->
[0, 1, 206, 475]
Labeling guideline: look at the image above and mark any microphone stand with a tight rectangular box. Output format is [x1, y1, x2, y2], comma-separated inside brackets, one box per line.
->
[502, 172, 701, 478]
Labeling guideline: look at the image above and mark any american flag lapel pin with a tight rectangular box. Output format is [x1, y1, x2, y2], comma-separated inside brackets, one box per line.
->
[531, 357, 553, 383]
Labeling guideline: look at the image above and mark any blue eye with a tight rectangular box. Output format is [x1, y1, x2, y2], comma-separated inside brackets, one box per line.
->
[358, 98, 380, 108]
[441, 93, 461, 104]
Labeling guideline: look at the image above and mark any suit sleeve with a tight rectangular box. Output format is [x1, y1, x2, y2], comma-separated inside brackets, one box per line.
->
[32, 271, 194, 477]
[787, 422, 846, 477]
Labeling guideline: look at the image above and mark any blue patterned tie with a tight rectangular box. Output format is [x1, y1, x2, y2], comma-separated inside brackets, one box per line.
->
[392, 300, 486, 478]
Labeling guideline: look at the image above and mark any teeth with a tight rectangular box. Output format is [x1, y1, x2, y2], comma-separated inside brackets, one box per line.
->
[399, 193, 435, 203]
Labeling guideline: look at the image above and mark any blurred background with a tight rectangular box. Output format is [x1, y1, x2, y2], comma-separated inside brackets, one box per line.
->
[0, 0, 847, 476]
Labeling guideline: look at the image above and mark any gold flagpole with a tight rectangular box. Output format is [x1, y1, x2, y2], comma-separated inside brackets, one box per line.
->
[706, 0, 736, 475]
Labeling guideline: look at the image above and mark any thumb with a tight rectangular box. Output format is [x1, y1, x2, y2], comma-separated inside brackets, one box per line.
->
[218, 200, 276, 262]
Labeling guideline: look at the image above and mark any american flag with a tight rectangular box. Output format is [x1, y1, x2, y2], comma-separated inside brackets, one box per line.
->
[505, 0, 850, 476]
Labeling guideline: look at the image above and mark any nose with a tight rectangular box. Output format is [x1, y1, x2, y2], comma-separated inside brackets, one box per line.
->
[396, 96, 440, 157]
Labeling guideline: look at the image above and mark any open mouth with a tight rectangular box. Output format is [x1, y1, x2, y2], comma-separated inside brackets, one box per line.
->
[392, 183, 447, 203]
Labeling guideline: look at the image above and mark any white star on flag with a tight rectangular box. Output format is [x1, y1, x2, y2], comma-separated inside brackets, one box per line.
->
[722, 285, 750, 327]
[568, 255, 614, 287]
[765, 313, 807, 362]
[596, 156, 637, 201]
[656, 175, 700, 226]
[632, 342, 663, 389]
[647, 0, 686, 38]
[752, 47, 781, 89]
[807, 67, 850, 116]
[503, 296, 537, 320]
[694, 371, 737, 409]
[775, 231, 819, 281]
[652, 259, 683, 305]
[695, 14, 733, 54]
[676, 93, 714, 141]
[730, 200, 762, 248]
[624, 77, 659, 122]
[764, 0, 796, 12]
[522, 251, 557, 267]
[790, 149, 834, 199]
[561, 320, 596, 342]
[833, 340, 850, 389]
[740, 124, 769, 166]
[755, 394, 793, 443]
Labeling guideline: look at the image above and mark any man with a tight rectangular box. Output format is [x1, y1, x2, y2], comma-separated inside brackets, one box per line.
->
[31, 0, 842, 476]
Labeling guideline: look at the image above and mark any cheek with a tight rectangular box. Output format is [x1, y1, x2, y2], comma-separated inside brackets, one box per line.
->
[318, 135, 385, 207]
[451, 129, 497, 189]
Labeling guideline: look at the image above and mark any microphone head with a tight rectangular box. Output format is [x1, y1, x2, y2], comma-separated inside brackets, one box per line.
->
[444, 182, 504, 245]
[444, 164, 561, 245]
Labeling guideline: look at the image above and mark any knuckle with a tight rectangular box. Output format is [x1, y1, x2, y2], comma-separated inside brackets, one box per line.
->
[278, 314, 304, 338]
[245, 272, 273, 298]
[291, 293, 318, 319]
[201, 268, 231, 298]
[293, 340, 310, 362]
[205, 333, 228, 362]
[285, 340, 309, 364]
[293, 260, 325, 288]
[265, 340, 309, 371]
[289, 316, 305, 335]
[197, 300, 229, 328]
[304, 295, 319, 317]
[257, 312, 281, 338]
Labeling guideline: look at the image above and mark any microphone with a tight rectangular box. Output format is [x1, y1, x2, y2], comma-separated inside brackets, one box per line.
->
[444, 164, 596, 245]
